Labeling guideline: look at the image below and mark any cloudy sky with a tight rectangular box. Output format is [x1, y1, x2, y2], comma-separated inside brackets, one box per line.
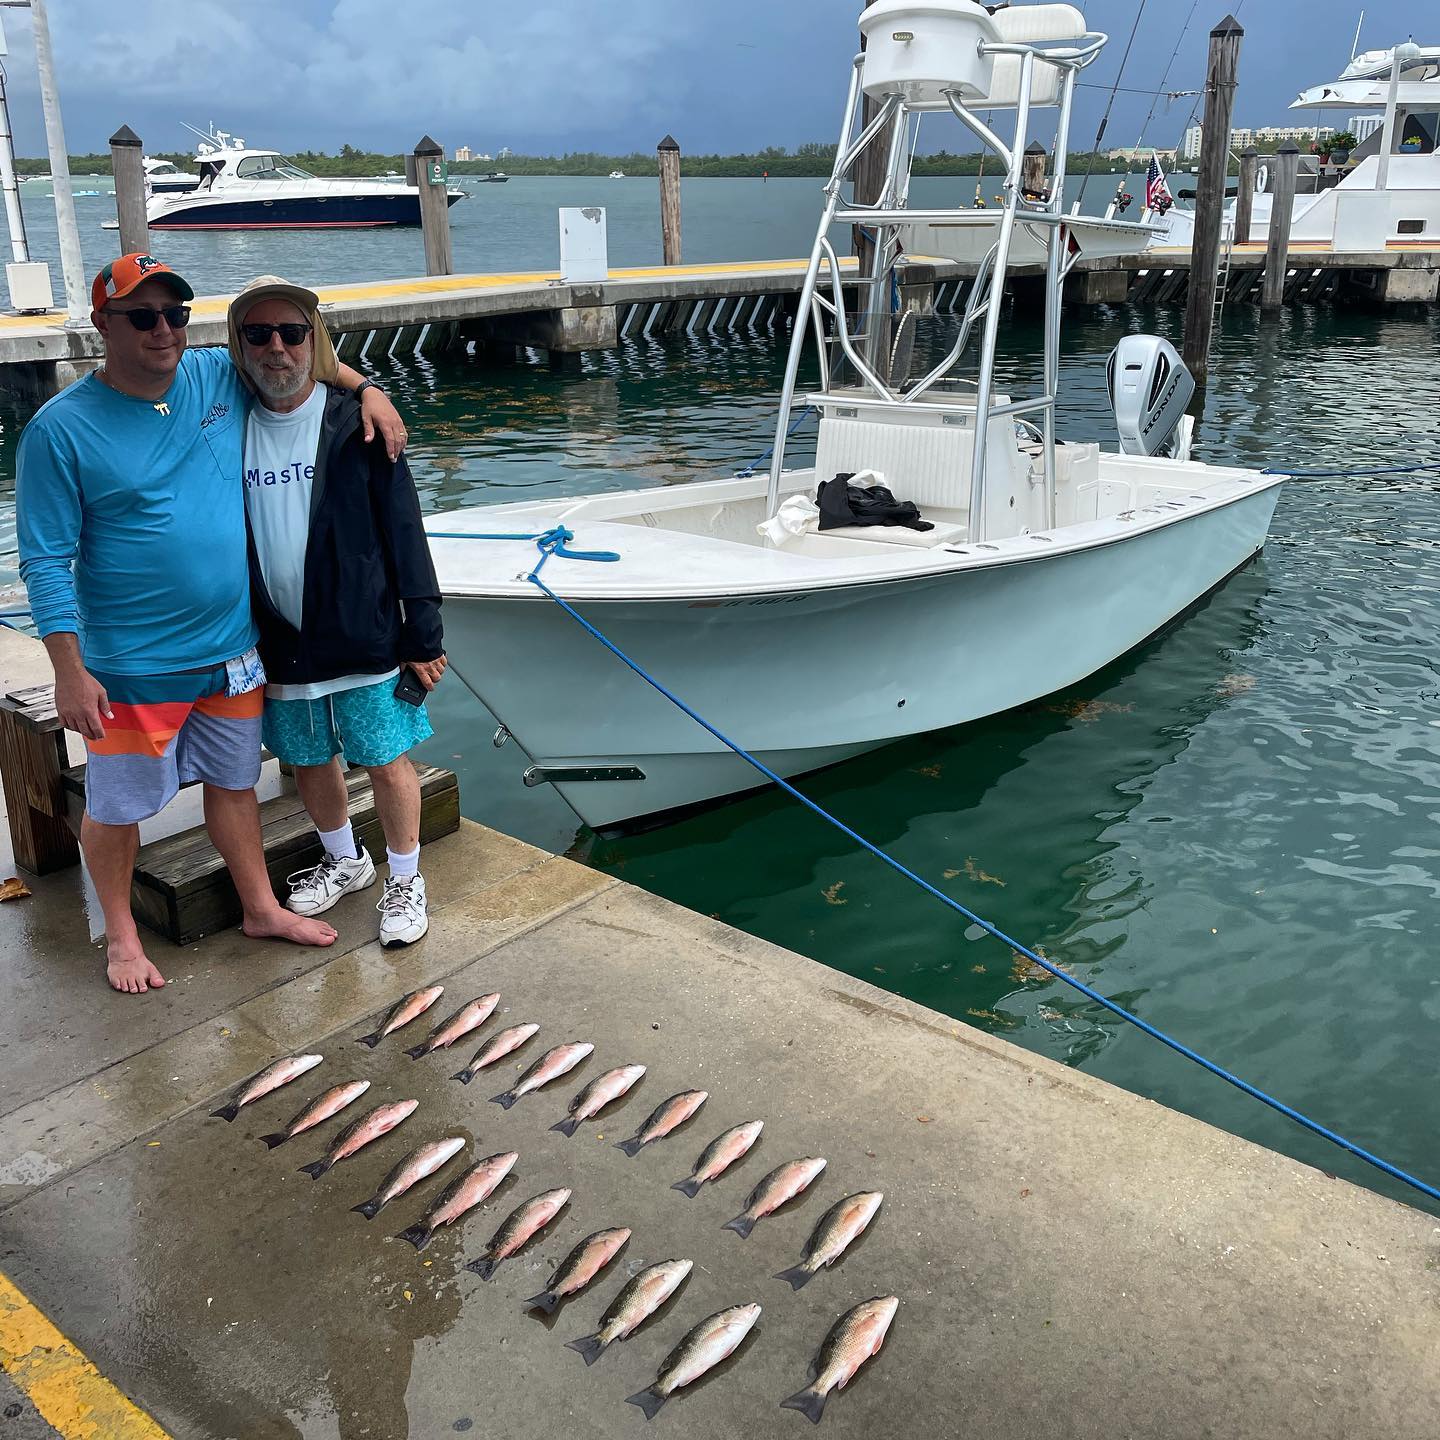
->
[0, 1, 1418, 159]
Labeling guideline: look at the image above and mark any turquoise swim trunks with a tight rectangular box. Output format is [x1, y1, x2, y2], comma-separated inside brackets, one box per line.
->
[263, 677, 433, 768]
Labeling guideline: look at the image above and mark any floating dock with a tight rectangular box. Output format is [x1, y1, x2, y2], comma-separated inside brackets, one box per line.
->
[0, 242, 1436, 399]
[2, 629, 1439, 1439]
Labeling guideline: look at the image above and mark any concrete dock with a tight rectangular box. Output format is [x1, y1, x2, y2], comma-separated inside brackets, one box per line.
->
[4, 699, 1440, 1434]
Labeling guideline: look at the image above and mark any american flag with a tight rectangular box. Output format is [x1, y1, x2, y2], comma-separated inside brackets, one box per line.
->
[1145, 151, 1173, 210]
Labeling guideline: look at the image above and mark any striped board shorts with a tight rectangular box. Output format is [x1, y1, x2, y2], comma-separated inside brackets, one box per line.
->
[84, 664, 263, 826]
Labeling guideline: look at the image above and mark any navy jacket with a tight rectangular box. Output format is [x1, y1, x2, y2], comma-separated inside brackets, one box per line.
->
[246, 384, 443, 686]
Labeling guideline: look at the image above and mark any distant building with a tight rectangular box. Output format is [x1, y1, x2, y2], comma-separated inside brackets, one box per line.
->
[1347, 114, 1383, 143]
[1107, 145, 1177, 163]
[454, 145, 473, 162]
[1183, 123, 1333, 160]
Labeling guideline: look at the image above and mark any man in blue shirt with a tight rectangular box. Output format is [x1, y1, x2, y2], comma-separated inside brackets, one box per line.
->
[17, 253, 407, 995]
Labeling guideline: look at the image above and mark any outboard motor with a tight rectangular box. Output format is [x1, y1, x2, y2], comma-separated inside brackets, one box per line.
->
[1106, 334, 1195, 458]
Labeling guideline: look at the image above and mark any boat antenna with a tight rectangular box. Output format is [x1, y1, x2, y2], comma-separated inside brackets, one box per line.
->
[1351, 8, 1364, 61]
[1079, 0, 1151, 201]
[1128, 0, 1200, 157]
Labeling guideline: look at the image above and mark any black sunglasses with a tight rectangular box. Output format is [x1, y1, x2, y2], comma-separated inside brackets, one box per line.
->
[241, 322, 313, 347]
[109, 304, 191, 331]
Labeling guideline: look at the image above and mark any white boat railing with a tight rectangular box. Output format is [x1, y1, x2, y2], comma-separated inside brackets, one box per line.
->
[765, 15, 1108, 540]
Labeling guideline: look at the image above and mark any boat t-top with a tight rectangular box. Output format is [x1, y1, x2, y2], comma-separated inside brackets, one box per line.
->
[143, 125, 467, 230]
[427, 0, 1288, 833]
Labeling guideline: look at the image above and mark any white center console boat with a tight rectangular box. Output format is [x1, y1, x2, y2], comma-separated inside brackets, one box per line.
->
[428, 0, 1288, 832]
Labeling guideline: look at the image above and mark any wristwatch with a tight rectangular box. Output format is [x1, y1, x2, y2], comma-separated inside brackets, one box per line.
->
[354, 378, 383, 400]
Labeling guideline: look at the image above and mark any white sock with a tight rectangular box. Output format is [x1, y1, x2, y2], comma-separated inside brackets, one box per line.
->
[387, 844, 420, 880]
[318, 822, 359, 861]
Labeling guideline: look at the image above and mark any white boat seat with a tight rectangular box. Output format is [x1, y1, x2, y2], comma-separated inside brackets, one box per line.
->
[821, 517, 968, 547]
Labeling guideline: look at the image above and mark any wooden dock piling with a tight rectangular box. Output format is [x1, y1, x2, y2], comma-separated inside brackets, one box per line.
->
[1022, 140, 1048, 200]
[657, 135, 682, 265]
[411, 135, 454, 277]
[1181, 14, 1243, 382]
[108, 124, 148, 256]
[1262, 142, 1301, 314]
[1233, 145, 1258, 246]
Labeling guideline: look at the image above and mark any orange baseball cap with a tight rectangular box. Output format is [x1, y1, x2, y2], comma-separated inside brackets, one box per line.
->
[91, 253, 195, 312]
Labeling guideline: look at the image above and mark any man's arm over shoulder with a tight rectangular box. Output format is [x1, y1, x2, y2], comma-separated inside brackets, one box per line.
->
[370, 443, 443, 661]
[16, 415, 83, 638]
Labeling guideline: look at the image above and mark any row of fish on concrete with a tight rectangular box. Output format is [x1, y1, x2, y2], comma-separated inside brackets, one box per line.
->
[210, 984, 896, 1424]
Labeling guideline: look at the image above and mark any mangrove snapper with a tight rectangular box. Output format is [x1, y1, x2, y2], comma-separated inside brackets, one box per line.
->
[356, 986, 444, 1048]
[352, 1135, 466, 1220]
[258, 1079, 370, 1149]
[626, 1303, 762, 1421]
[452, 1023, 540, 1084]
[565, 1259, 693, 1366]
[211, 1053, 323, 1122]
[775, 1191, 884, 1289]
[491, 1042, 594, 1110]
[465, 1187, 571, 1280]
[523, 1226, 632, 1314]
[723, 1157, 827, 1239]
[397, 1150, 518, 1250]
[552, 1064, 646, 1137]
[616, 1089, 708, 1157]
[297, 1099, 417, 1178]
[673, 1120, 764, 1198]
[404, 993, 500, 1058]
[780, 1295, 899, 1424]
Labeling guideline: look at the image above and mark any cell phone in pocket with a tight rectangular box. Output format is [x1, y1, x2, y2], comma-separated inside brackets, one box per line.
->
[393, 668, 427, 706]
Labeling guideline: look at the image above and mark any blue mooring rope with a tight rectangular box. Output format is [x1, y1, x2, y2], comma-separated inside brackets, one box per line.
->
[737, 405, 816, 478]
[1263, 459, 1440, 479]
[422, 525, 1440, 1208]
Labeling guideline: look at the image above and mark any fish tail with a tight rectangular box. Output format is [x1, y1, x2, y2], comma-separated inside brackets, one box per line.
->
[490, 1091, 518, 1109]
[451, 1068, 474, 1084]
[780, 1386, 829, 1424]
[774, 1263, 814, 1291]
[672, 1177, 703, 1199]
[466, 1256, 499, 1281]
[210, 1103, 240, 1122]
[298, 1158, 332, 1179]
[615, 1137, 644, 1158]
[723, 1215, 755, 1239]
[523, 1290, 559, 1314]
[565, 1335, 606, 1367]
[397, 1224, 431, 1249]
[625, 1388, 668, 1421]
[356, 1032, 381, 1049]
[351, 1199, 383, 1220]
[258, 1132, 289, 1150]
[552, 1117, 580, 1138]
[403, 1042, 428, 1059]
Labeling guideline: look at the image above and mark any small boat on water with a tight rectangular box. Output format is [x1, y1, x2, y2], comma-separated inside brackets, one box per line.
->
[609, 170, 626, 179]
[430, 0, 1288, 833]
[143, 125, 466, 230]
[472, 170, 510, 184]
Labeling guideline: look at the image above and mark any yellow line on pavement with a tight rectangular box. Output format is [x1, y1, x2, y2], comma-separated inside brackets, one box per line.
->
[0, 1271, 170, 1439]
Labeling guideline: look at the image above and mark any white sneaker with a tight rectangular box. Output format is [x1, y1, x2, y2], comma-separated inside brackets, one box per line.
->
[286, 846, 377, 916]
[379, 873, 429, 948]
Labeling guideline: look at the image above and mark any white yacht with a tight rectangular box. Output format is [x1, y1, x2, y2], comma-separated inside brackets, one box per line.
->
[141, 156, 199, 194]
[144, 127, 466, 230]
[429, 0, 1287, 832]
[1153, 40, 1440, 249]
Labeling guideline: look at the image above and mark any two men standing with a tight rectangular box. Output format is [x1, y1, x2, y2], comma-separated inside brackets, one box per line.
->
[16, 254, 444, 992]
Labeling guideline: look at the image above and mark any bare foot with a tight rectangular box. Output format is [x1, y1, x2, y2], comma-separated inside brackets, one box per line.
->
[106, 933, 166, 993]
[242, 906, 337, 948]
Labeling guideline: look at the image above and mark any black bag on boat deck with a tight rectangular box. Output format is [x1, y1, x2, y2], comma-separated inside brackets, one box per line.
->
[816, 473, 934, 532]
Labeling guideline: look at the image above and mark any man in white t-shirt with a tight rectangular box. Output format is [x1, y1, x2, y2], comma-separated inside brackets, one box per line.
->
[231, 277, 446, 947]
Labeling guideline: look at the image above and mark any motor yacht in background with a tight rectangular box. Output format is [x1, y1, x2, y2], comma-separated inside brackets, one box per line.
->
[141, 156, 199, 194]
[143, 126, 467, 230]
[1152, 40, 1440, 249]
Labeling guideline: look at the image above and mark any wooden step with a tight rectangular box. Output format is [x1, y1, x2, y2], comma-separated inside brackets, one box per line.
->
[129, 763, 460, 945]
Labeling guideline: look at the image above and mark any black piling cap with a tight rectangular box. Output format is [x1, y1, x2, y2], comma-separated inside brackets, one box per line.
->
[1211, 14, 1244, 37]
[414, 134, 443, 157]
[657, 134, 680, 153]
[109, 125, 142, 149]
[1024, 141, 1046, 156]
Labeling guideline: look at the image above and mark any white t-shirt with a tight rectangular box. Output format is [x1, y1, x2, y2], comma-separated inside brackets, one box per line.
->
[243, 386, 397, 702]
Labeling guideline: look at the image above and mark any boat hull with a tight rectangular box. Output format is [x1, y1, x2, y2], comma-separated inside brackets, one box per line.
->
[148, 190, 462, 230]
[443, 485, 1281, 830]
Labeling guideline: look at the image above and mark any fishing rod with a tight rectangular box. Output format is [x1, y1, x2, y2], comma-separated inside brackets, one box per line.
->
[1078, 0, 1150, 197]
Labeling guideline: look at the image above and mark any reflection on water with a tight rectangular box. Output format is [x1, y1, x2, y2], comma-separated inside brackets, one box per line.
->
[2, 296, 1439, 1212]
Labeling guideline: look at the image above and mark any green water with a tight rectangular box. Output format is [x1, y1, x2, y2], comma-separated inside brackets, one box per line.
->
[3, 291, 1439, 1214]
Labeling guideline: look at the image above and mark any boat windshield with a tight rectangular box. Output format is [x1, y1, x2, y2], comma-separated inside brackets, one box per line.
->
[234, 154, 316, 181]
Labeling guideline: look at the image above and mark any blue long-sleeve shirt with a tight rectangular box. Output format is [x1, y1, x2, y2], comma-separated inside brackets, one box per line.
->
[16, 347, 258, 675]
